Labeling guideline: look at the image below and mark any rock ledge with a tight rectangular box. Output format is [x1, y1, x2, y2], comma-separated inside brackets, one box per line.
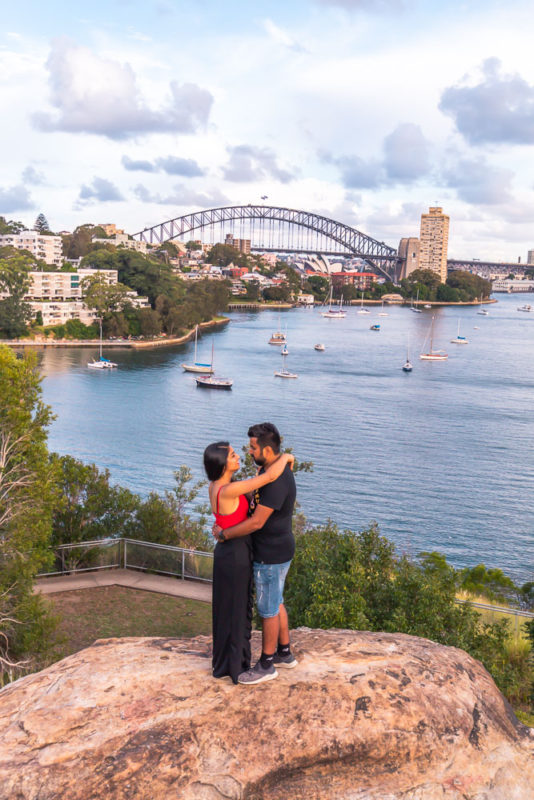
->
[0, 629, 532, 799]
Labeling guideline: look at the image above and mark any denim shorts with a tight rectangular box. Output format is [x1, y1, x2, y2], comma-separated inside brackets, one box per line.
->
[253, 560, 292, 619]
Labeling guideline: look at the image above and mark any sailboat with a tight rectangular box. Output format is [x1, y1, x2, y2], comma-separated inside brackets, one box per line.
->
[420, 316, 448, 361]
[281, 344, 289, 355]
[181, 325, 215, 373]
[195, 341, 232, 389]
[321, 287, 346, 318]
[410, 288, 422, 313]
[269, 311, 288, 343]
[378, 299, 388, 316]
[275, 350, 298, 378]
[87, 318, 117, 369]
[357, 291, 370, 314]
[477, 294, 488, 315]
[450, 320, 468, 344]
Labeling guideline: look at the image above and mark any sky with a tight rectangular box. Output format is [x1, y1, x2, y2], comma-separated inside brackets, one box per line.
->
[1, 0, 534, 261]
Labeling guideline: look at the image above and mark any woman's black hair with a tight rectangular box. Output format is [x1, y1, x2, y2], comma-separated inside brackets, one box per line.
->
[203, 441, 230, 481]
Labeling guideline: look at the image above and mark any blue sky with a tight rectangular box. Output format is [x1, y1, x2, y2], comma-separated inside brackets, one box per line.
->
[1, 0, 534, 260]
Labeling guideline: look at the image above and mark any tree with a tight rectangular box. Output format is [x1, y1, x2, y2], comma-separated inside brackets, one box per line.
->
[262, 285, 291, 303]
[62, 225, 108, 260]
[33, 214, 51, 234]
[0, 347, 59, 683]
[305, 275, 330, 302]
[0, 247, 33, 338]
[81, 272, 133, 316]
[50, 455, 139, 550]
[0, 217, 25, 235]
[138, 308, 162, 337]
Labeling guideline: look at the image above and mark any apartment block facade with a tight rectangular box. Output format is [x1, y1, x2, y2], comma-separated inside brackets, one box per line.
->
[0, 230, 63, 266]
[418, 207, 449, 283]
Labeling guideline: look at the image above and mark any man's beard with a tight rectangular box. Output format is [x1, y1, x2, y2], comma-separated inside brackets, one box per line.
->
[253, 455, 266, 466]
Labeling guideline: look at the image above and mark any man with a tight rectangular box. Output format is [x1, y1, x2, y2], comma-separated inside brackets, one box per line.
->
[213, 422, 297, 685]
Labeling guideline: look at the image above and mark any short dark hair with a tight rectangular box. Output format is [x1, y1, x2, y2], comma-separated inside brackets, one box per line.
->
[203, 441, 229, 481]
[247, 422, 281, 454]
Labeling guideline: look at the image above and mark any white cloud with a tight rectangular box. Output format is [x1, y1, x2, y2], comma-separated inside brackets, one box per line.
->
[133, 183, 230, 208]
[33, 38, 214, 140]
[222, 145, 295, 184]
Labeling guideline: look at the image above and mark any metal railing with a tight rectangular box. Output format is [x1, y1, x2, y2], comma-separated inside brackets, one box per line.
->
[38, 537, 214, 583]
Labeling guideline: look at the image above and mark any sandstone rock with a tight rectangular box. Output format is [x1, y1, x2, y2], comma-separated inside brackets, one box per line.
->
[0, 629, 532, 799]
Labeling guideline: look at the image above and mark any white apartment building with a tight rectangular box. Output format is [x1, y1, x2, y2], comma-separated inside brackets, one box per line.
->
[27, 268, 118, 301]
[91, 233, 148, 254]
[1, 268, 149, 326]
[0, 230, 63, 266]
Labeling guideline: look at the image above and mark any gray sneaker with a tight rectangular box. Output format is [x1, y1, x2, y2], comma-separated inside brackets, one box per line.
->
[238, 660, 278, 685]
[273, 652, 298, 669]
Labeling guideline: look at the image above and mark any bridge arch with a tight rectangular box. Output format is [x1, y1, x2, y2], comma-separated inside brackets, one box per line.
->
[133, 205, 398, 279]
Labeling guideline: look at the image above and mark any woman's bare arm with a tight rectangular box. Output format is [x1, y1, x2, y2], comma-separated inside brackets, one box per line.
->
[219, 453, 294, 500]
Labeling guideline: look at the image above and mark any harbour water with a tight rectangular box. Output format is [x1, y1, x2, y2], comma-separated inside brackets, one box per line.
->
[38, 293, 534, 582]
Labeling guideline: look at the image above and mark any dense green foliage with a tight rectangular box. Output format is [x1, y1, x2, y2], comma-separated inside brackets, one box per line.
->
[50, 456, 212, 554]
[0, 247, 33, 338]
[398, 269, 492, 303]
[0, 216, 25, 235]
[0, 347, 59, 684]
[285, 523, 533, 711]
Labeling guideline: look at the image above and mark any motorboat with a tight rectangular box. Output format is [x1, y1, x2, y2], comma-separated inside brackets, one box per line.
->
[424, 304, 432, 309]
[450, 320, 469, 344]
[195, 375, 233, 390]
[314, 343, 325, 351]
[420, 316, 448, 361]
[181, 325, 215, 373]
[477, 308, 489, 316]
[518, 305, 532, 312]
[269, 331, 287, 345]
[370, 324, 380, 331]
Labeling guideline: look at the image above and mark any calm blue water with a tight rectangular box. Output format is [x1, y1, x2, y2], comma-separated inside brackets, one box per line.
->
[38, 293, 534, 582]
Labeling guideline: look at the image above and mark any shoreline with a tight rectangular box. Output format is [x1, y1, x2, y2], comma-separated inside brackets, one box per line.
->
[0, 317, 230, 350]
[229, 299, 498, 309]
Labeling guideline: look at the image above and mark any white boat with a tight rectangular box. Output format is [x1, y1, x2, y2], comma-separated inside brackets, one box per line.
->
[194, 342, 232, 388]
[275, 351, 298, 378]
[87, 318, 117, 370]
[410, 289, 422, 313]
[321, 288, 346, 318]
[420, 316, 448, 361]
[314, 343, 325, 351]
[450, 320, 469, 344]
[281, 345, 289, 355]
[357, 291, 370, 314]
[195, 375, 233, 390]
[518, 304, 532, 312]
[424, 304, 432, 309]
[378, 299, 388, 316]
[181, 325, 215, 373]
[402, 359, 413, 372]
[477, 308, 489, 316]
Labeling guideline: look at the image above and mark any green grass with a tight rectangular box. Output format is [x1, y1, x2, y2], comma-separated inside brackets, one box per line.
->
[46, 586, 212, 661]
[516, 710, 534, 726]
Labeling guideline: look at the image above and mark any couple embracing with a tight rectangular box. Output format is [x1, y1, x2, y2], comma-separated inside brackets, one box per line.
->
[203, 422, 297, 686]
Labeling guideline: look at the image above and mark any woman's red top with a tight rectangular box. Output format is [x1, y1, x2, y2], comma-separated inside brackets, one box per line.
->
[214, 488, 249, 529]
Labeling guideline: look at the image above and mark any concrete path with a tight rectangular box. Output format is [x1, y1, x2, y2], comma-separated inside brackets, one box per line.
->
[34, 569, 212, 603]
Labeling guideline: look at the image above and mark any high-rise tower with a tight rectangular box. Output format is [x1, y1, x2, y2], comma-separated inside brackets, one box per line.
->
[419, 207, 449, 283]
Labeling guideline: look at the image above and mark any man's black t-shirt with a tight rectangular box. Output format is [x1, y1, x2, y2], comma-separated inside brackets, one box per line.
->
[252, 463, 296, 564]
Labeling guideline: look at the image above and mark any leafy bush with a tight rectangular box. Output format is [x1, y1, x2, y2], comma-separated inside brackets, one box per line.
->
[285, 522, 533, 711]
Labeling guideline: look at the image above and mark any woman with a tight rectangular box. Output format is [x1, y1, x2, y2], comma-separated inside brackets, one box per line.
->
[203, 442, 294, 683]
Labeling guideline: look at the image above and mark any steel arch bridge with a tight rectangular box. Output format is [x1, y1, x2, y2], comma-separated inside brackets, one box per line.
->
[132, 205, 399, 280]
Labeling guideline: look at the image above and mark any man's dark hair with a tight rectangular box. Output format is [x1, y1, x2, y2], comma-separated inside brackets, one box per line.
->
[247, 422, 281, 454]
